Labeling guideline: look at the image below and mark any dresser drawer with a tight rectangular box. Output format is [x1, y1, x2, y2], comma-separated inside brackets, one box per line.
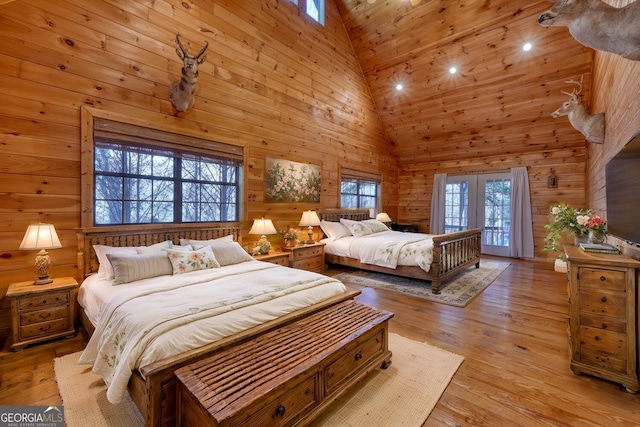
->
[20, 305, 69, 326]
[580, 326, 627, 373]
[237, 374, 318, 427]
[325, 328, 385, 393]
[294, 246, 323, 260]
[580, 313, 626, 333]
[20, 318, 69, 340]
[292, 257, 324, 272]
[579, 288, 626, 319]
[578, 268, 626, 292]
[18, 291, 69, 311]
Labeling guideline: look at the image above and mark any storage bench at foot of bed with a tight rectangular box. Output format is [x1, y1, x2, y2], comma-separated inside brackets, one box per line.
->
[174, 300, 393, 427]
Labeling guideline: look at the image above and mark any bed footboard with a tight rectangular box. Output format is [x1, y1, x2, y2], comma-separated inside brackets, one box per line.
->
[430, 228, 482, 294]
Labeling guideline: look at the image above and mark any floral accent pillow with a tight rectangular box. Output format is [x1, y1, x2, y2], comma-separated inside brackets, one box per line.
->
[362, 219, 390, 233]
[164, 246, 220, 274]
[340, 218, 373, 237]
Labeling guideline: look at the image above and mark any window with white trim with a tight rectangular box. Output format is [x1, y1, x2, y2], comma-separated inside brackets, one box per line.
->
[340, 169, 380, 212]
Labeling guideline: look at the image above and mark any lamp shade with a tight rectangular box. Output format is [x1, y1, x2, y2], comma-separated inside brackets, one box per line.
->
[248, 218, 277, 235]
[298, 210, 321, 227]
[19, 224, 62, 250]
[376, 212, 392, 223]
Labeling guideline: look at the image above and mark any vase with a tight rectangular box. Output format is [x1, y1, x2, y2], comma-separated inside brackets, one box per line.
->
[285, 240, 297, 248]
[573, 232, 588, 245]
[587, 230, 606, 244]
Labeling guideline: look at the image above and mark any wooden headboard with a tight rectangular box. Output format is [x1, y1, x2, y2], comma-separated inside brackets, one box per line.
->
[317, 208, 370, 222]
[77, 225, 241, 281]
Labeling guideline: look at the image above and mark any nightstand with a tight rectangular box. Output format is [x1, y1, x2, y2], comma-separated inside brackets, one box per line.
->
[282, 242, 325, 273]
[253, 251, 291, 267]
[391, 223, 419, 233]
[6, 277, 79, 352]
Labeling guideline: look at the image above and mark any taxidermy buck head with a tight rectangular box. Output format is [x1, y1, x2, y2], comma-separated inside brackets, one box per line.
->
[551, 77, 604, 144]
[169, 34, 209, 112]
[538, 0, 640, 61]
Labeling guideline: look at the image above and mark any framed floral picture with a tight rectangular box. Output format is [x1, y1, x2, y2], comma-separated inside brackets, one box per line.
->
[265, 157, 321, 203]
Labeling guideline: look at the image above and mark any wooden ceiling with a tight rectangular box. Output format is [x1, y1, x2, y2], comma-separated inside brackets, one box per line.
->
[335, 0, 594, 165]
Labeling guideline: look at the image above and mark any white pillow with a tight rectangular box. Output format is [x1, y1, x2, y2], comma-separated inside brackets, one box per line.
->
[320, 220, 352, 240]
[135, 240, 172, 254]
[179, 234, 234, 247]
[340, 218, 373, 237]
[362, 219, 390, 233]
[194, 241, 254, 266]
[106, 252, 172, 284]
[93, 245, 137, 279]
[164, 246, 220, 274]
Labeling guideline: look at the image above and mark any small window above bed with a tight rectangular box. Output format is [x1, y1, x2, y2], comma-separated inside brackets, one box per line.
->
[340, 168, 380, 213]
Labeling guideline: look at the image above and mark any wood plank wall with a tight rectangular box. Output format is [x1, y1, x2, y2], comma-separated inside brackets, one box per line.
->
[0, 0, 396, 337]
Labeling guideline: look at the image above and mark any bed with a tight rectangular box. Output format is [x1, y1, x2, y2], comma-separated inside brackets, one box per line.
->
[317, 208, 482, 294]
[75, 225, 360, 427]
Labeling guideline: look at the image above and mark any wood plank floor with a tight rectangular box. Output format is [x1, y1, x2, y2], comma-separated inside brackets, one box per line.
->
[1, 256, 640, 425]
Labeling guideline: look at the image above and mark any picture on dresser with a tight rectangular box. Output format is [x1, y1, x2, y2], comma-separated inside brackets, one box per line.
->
[265, 157, 321, 203]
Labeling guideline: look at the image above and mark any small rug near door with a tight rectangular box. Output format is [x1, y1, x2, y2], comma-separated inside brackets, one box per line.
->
[54, 334, 463, 427]
[334, 259, 510, 307]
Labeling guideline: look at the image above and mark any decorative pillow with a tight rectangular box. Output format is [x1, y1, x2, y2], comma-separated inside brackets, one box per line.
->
[362, 219, 390, 233]
[93, 245, 137, 279]
[164, 246, 220, 274]
[179, 234, 234, 247]
[135, 240, 172, 254]
[340, 218, 373, 237]
[194, 241, 254, 266]
[319, 220, 352, 240]
[106, 252, 172, 284]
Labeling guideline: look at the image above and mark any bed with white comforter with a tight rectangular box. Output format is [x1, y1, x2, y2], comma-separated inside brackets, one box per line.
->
[77, 260, 346, 404]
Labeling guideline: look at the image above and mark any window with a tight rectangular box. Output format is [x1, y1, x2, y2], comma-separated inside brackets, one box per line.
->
[91, 119, 242, 226]
[306, 0, 325, 25]
[340, 169, 379, 211]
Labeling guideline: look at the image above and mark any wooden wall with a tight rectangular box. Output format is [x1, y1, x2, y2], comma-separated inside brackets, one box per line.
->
[0, 0, 396, 337]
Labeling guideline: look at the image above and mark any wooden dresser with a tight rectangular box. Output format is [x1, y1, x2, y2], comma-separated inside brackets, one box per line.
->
[6, 277, 79, 351]
[282, 243, 325, 273]
[564, 245, 640, 392]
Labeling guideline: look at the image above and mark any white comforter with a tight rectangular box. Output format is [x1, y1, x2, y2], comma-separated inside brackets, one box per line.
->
[324, 230, 434, 273]
[78, 260, 346, 404]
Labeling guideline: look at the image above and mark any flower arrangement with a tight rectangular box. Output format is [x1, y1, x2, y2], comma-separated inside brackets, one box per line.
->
[280, 228, 299, 245]
[544, 203, 607, 256]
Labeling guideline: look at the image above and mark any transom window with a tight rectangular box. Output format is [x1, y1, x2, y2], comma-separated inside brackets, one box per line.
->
[90, 119, 242, 226]
[340, 169, 380, 212]
[288, 0, 325, 25]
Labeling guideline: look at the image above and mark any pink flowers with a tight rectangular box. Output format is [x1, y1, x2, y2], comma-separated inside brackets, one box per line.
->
[585, 215, 606, 232]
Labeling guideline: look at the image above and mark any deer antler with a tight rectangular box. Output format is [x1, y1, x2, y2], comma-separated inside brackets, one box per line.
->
[195, 41, 208, 64]
[175, 33, 187, 59]
[561, 76, 583, 97]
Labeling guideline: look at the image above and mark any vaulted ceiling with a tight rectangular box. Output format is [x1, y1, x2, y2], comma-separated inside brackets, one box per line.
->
[335, 0, 594, 165]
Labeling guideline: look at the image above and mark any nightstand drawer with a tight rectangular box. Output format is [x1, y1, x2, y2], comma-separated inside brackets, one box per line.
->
[18, 291, 69, 311]
[20, 305, 69, 325]
[20, 318, 69, 340]
[294, 246, 324, 259]
[292, 257, 324, 272]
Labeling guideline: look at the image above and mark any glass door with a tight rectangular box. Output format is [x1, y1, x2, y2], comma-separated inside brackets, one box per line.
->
[445, 173, 511, 256]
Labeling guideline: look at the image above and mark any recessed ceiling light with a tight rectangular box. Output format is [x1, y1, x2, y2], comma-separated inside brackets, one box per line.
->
[449, 67, 457, 74]
[523, 42, 532, 51]
[396, 83, 403, 91]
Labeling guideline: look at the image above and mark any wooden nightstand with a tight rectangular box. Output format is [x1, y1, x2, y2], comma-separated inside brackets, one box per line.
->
[253, 251, 291, 267]
[6, 277, 79, 352]
[282, 242, 325, 273]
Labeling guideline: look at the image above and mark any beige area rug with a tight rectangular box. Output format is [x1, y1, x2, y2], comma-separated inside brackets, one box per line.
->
[55, 334, 463, 427]
[334, 259, 510, 307]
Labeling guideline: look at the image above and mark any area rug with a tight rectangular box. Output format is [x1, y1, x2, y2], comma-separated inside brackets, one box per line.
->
[334, 259, 510, 307]
[54, 334, 463, 427]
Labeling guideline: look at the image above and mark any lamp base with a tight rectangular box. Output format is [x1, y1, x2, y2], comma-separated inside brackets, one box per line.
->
[34, 277, 53, 285]
[305, 226, 315, 244]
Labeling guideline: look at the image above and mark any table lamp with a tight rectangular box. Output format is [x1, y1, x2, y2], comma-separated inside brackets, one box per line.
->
[299, 210, 321, 244]
[376, 212, 392, 227]
[249, 218, 277, 254]
[19, 223, 62, 285]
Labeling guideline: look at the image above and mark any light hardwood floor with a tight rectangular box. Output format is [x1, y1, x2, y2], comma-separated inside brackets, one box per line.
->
[1, 256, 640, 425]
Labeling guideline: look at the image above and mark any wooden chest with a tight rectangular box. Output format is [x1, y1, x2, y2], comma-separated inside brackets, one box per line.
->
[175, 300, 393, 426]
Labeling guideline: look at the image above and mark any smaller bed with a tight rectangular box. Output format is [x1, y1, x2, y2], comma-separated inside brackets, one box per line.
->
[318, 208, 482, 294]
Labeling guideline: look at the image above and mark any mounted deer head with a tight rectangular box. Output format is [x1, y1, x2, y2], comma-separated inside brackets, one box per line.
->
[169, 34, 209, 112]
[538, 0, 640, 61]
[551, 77, 604, 144]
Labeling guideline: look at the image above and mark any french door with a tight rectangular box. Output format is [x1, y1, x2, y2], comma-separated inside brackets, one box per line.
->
[445, 173, 511, 256]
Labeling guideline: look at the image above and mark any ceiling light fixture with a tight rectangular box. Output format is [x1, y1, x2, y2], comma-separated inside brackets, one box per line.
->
[449, 67, 457, 74]
[396, 83, 403, 91]
[523, 42, 533, 51]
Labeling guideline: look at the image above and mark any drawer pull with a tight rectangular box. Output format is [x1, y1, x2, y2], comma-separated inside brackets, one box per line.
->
[594, 336, 601, 341]
[599, 276, 606, 281]
[354, 351, 363, 361]
[40, 325, 52, 333]
[602, 323, 607, 329]
[39, 313, 51, 320]
[601, 296, 607, 303]
[275, 404, 286, 417]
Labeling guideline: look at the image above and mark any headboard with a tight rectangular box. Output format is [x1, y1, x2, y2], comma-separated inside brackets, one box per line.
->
[317, 208, 370, 222]
[77, 225, 241, 281]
